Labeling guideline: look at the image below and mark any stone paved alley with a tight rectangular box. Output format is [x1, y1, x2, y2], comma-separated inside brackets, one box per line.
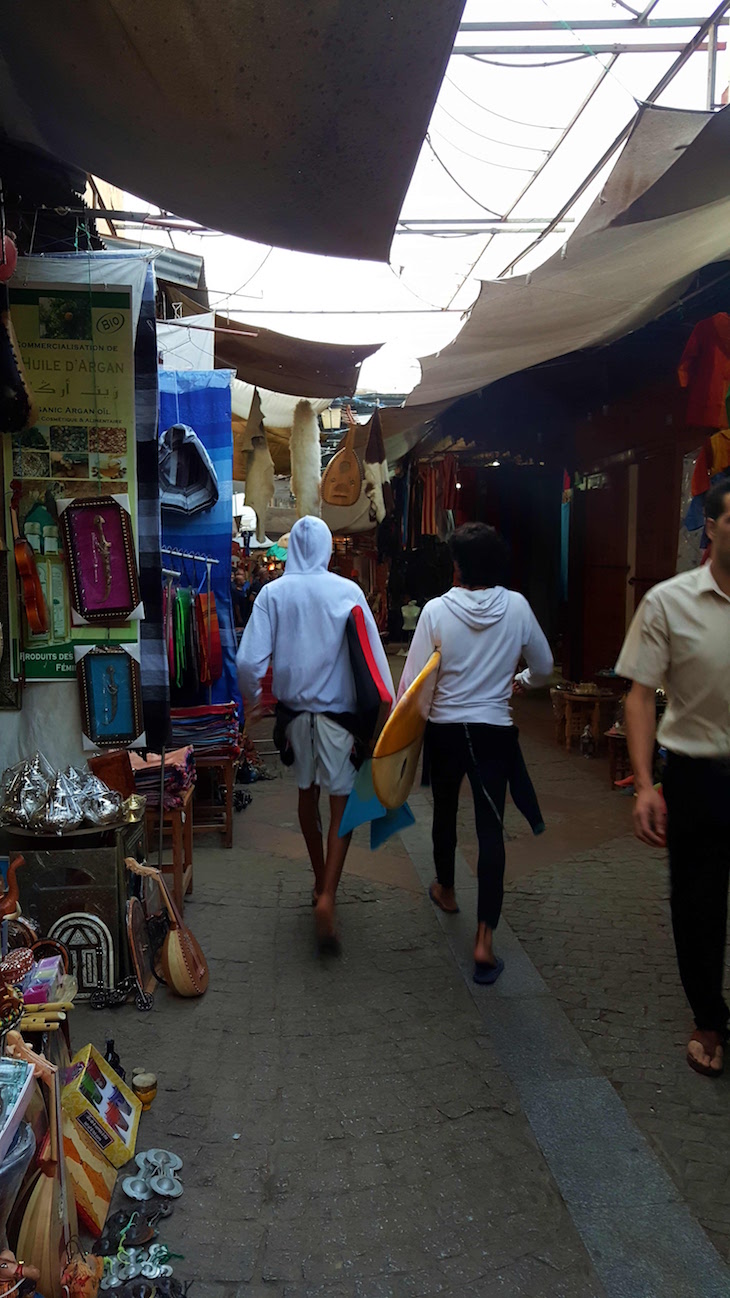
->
[76, 690, 730, 1298]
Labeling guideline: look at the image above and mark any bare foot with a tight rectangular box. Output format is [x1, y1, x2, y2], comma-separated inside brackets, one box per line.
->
[474, 922, 495, 966]
[687, 1029, 724, 1077]
[429, 882, 459, 914]
[314, 894, 340, 953]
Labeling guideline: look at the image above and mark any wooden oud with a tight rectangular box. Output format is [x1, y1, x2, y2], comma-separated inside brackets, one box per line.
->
[321, 423, 362, 508]
[9, 1033, 76, 1298]
[9, 482, 48, 636]
[125, 859, 209, 997]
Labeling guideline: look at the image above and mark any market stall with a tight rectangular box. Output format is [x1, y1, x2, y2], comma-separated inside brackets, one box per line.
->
[0, 240, 214, 1293]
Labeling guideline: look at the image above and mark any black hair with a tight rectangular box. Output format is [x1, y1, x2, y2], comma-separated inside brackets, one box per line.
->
[448, 522, 510, 588]
[705, 479, 730, 522]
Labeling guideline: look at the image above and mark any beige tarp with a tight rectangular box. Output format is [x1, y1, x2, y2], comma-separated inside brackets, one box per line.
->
[409, 106, 730, 408]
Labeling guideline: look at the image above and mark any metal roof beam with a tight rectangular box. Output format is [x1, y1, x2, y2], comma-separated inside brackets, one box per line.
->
[498, 0, 730, 278]
[454, 42, 722, 55]
[458, 18, 728, 31]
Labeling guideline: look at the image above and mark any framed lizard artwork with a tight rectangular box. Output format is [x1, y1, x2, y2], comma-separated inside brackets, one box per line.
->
[74, 644, 145, 750]
[58, 495, 142, 625]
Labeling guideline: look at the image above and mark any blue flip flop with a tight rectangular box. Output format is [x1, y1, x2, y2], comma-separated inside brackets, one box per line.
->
[473, 957, 504, 986]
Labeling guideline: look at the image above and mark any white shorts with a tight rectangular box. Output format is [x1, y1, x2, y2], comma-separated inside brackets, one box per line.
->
[287, 713, 356, 796]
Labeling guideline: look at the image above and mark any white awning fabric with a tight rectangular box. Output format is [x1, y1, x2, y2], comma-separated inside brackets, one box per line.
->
[409, 105, 730, 408]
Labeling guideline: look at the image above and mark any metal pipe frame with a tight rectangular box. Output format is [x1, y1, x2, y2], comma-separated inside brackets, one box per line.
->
[445, 0, 664, 306]
[458, 18, 728, 31]
[454, 42, 723, 54]
[498, 0, 730, 278]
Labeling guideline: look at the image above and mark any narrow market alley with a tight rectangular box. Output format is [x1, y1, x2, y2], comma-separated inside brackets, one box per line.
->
[75, 695, 730, 1298]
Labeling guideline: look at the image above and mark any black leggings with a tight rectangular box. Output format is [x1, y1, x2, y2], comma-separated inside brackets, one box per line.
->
[428, 722, 527, 928]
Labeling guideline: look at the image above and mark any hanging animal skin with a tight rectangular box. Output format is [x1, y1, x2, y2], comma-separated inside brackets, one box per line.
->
[246, 434, 275, 543]
[290, 400, 322, 519]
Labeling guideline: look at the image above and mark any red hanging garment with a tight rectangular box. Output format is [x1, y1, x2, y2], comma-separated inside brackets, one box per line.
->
[678, 314, 730, 428]
[197, 592, 223, 683]
[442, 454, 458, 511]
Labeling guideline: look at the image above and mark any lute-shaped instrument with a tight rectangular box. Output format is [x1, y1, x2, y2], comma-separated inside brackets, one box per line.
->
[9, 482, 48, 636]
[321, 406, 362, 508]
[125, 858, 209, 997]
[9, 1033, 76, 1298]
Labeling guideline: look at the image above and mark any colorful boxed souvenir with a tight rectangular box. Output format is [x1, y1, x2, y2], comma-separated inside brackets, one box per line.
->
[62, 1112, 117, 1236]
[61, 1044, 141, 1169]
[23, 955, 64, 1005]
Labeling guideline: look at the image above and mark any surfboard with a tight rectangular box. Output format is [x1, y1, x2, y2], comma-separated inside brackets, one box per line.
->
[371, 651, 440, 810]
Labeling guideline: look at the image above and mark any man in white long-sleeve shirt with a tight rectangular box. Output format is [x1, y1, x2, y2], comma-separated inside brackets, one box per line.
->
[399, 522, 553, 985]
[236, 515, 394, 951]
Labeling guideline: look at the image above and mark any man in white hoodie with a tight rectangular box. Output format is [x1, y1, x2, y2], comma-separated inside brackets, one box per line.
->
[236, 515, 394, 950]
[399, 522, 553, 985]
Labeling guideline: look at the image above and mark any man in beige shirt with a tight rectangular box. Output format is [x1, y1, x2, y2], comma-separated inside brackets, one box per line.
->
[617, 479, 730, 1078]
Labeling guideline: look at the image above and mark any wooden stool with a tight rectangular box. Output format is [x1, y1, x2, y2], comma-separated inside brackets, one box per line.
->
[193, 754, 237, 849]
[606, 729, 632, 787]
[144, 783, 194, 913]
[550, 688, 567, 746]
[563, 692, 602, 752]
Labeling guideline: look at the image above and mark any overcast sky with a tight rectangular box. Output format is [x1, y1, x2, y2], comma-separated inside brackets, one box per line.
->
[109, 1, 728, 395]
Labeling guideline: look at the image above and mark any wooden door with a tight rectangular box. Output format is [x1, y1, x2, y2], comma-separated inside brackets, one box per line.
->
[579, 466, 630, 679]
[630, 450, 679, 611]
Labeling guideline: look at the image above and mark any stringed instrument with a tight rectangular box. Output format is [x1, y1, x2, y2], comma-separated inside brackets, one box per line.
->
[8, 1033, 76, 1298]
[125, 858, 209, 997]
[321, 407, 362, 508]
[9, 482, 48, 636]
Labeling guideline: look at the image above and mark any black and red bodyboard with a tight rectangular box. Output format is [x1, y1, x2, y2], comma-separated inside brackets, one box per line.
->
[346, 606, 392, 748]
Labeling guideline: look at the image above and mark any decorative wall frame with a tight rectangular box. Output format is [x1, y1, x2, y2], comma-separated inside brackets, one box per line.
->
[58, 494, 142, 625]
[75, 644, 145, 751]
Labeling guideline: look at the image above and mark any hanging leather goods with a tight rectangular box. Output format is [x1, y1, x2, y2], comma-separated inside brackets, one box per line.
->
[321, 407, 362, 508]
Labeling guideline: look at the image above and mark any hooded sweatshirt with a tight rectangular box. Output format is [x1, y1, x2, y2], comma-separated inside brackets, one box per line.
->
[398, 586, 553, 726]
[236, 515, 394, 715]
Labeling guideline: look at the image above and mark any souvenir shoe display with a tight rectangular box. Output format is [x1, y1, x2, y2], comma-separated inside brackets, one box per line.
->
[122, 1150, 183, 1202]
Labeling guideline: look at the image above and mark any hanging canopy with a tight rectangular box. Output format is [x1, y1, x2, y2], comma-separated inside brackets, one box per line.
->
[164, 290, 381, 398]
[408, 105, 730, 408]
[0, 0, 464, 262]
[215, 315, 380, 400]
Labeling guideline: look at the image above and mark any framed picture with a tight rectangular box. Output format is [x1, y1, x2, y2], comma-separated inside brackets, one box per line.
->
[75, 644, 145, 750]
[58, 495, 142, 625]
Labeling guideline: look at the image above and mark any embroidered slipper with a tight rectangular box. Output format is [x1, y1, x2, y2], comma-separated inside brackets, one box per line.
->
[429, 884, 460, 914]
[473, 957, 504, 986]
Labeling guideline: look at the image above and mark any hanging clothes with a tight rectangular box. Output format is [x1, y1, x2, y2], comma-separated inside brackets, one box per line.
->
[442, 454, 458, 512]
[197, 591, 223, 683]
[690, 428, 730, 500]
[678, 314, 730, 428]
[421, 464, 439, 537]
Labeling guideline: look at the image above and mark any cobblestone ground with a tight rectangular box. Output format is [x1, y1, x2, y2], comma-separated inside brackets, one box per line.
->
[75, 768, 605, 1298]
[72, 691, 730, 1294]
[506, 836, 730, 1263]
[454, 698, 730, 1264]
